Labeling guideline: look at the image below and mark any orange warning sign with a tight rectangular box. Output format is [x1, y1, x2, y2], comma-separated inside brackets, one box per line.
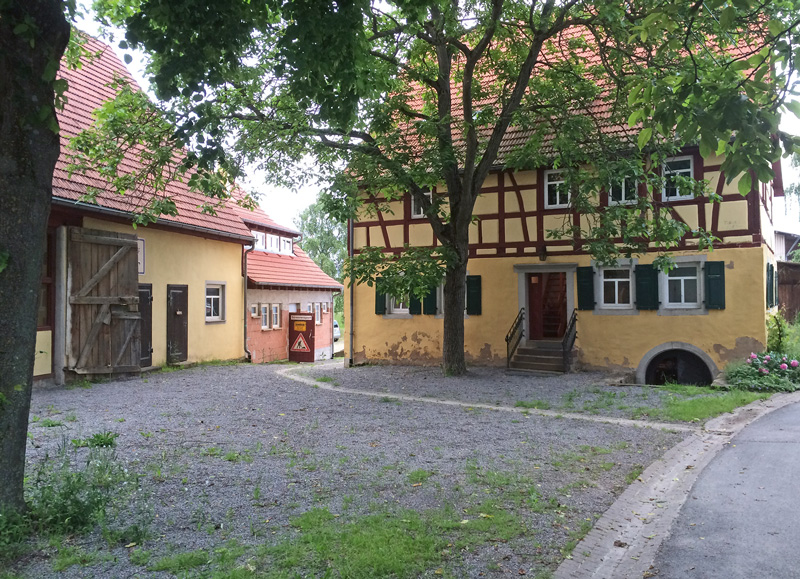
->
[293, 321, 307, 331]
[290, 333, 311, 352]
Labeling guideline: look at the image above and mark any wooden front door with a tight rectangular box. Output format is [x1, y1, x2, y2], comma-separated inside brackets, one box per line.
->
[527, 272, 567, 340]
[67, 227, 141, 375]
[139, 284, 153, 367]
[166, 285, 188, 364]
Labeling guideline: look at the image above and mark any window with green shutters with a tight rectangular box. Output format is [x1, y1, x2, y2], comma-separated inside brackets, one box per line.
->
[704, 261, 726, 309]
[466, 275, 482, 315]
[422, 286, 437, 315]
[635, 265, 660, 310]
[766, 262, 777, 308]
[576, 267, 594, 310]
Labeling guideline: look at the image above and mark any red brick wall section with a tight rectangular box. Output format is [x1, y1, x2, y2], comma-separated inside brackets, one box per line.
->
[248, 310, 289, 363]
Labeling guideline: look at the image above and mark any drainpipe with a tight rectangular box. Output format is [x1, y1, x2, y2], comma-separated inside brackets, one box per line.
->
[348, 217, 355, 367]
[243, 245, 255, 362]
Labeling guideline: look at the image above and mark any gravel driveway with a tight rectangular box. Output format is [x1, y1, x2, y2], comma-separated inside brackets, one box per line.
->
[14, 362, 687, 578]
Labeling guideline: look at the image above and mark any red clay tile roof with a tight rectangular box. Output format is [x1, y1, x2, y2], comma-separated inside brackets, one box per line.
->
[228, 201, 300, 236]
[247, 246, 343, 291]
[54, 36, 253, 240]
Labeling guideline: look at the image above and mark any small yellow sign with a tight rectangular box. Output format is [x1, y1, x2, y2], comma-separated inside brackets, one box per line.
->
[294, 321, 306, 331]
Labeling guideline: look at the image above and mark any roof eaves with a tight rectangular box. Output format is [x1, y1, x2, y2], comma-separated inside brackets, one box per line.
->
[53, 197, 255, 243]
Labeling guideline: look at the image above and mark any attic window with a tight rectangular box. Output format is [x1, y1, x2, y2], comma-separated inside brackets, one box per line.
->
[281, 237, 293, 255]
[252, 231, 266, 250]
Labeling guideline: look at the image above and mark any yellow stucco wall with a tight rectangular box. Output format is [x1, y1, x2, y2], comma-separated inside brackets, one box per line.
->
[34, 330, 52, 377]
[83, 217, 245, 366]
[345, 246, 768, 372]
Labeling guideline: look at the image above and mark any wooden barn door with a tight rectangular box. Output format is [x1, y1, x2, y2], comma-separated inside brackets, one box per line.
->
[67, 227, 141, 375]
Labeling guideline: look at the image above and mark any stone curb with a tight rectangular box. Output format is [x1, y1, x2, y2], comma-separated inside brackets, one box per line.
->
[278, 362, 698, 433]
[555, 389, 800, 579]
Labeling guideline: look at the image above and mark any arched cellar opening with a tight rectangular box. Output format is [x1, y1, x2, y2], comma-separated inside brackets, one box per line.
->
[644, 349, 713, 386]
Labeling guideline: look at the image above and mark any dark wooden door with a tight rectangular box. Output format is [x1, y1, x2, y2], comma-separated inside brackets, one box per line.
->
[528, 272, 567, 340]
[139, 284, 153, 367]
[166, 284, 188, 364]
[67, 227, 141, 375]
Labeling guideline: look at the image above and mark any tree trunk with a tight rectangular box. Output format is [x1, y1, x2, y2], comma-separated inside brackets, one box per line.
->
[441, 233, 470, 376]
[0, 1, 70, 514]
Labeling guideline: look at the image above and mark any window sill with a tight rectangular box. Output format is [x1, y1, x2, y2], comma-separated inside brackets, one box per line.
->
[205, 319, 226, 324]
[657, 307, 707, 317]
[382, 313, 413, 319]
[593, 308, 639, 316]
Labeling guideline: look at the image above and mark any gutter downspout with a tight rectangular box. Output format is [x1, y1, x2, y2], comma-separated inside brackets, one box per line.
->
[243, 245, 255, 362]
[348, 217, 355, 367]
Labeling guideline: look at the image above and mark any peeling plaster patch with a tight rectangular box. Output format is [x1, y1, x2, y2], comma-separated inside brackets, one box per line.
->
[714, 336, 764, 364]
[410, 331, 431, 345]
[353, 347, 368, 366]
[725, 260, 734, 269]
[465, 344, 504, 366]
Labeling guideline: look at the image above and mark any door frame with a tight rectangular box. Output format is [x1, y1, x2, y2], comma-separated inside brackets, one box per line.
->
[139, 283, 153, 367]
[513, 264, 577, 342]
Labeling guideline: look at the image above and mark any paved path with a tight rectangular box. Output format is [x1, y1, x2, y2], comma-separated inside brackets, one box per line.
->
[650, 401, 800, 578]
[556, 391, 800, 579]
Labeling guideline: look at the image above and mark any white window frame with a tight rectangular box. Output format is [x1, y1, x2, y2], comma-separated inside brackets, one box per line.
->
[322, 301, 328, 313]
[260, 304, 270, 329]
[307, 303, 313, 313]
[388, 295, 410, 315]
[280, 237, 293, 255]
[600, 267, 634, 309]
[314, 303, 322, 324]
[250, 303, 259, 318]
[411, 190, 432, 218]
[662, 156, 694, 201]
[609, 177, 638, 205]
[271, 304, 281, 328]
[661, 263, 701, 309]
[251, 231, 266, 250]
[205, 283, 225, 322]
[266, 234, 280, 252]
[544, 170, 569, 209]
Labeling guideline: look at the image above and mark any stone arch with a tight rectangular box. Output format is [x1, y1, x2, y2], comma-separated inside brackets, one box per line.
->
[636, 341, 719, 385]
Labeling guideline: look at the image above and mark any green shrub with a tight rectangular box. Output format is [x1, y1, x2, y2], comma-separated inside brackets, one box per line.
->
[725, 352, 800, 392]
[767, 311, 789, 353]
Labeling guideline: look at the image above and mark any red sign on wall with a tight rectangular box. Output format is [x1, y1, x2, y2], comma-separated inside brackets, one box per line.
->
[288, 312, 315, 363]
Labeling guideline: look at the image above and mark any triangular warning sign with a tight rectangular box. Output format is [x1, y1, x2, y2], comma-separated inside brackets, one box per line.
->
[291, 333, 311, 352]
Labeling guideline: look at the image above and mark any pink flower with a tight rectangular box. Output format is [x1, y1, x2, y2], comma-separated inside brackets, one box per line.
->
[761, 368, 769, 374]
[750, 353, 758, 359]
[746, 359, 752, 364]
[780, 363, 788, 370]
[792, 360, 799, 368]
[783, 357, 788, 362]
[765, 355, 771, 361]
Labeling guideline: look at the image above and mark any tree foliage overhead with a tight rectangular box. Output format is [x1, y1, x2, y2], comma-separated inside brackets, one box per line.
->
[83, 0, 800, 373]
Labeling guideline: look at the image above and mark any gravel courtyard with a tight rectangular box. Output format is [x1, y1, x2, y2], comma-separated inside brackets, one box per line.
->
[13, 362, 689, 578]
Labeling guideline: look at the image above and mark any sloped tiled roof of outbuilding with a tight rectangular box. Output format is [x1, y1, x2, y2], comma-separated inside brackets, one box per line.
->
[53, 35, 253, 240]
[229, 201, 300, 237]
[247, 246, 343, 291]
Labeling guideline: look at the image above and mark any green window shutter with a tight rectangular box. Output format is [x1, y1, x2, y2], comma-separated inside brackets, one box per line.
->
[635, 265, 659, 310]
[576, 267, 595, 310]
[704, 261, 726, 310]
[466, 275, 482, 315]
[409, 294, 421, 315]
[766, 263, 774, 308]
[423, 286, 438, 315]
[375, 281, 386, 315]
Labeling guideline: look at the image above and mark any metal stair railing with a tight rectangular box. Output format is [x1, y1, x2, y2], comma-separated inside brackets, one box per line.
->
[561, 309, 578, 373]
[505, 307, 525, 368]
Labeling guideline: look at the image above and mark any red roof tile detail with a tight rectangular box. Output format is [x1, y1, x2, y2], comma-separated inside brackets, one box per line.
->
[247, 246, 343, 291]
[54, 36, 253, 240]
[228, 201, 300, 236]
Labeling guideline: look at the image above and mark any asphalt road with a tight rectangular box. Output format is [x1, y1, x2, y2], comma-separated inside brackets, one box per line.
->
[652, 402, 800, 578]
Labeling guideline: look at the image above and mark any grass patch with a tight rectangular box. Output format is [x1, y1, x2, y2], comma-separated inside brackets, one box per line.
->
[38, 418, 63, 428]
[72, 431, 119, 448]
[625, 464, 644, 484]
[52, 545, 96, 571]
[514, 400, 552, 410]
[261, 503, 526, 578]
[407, 469, 434, 484]
[148, 549, 209, 572]
[662, 390, 769, 422]
[315, 376, 336, 383]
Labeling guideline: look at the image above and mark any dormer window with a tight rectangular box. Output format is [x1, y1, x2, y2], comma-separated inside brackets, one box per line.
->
[267, 234, 280, 252]
[281, 237, 293, 255]
[252, 231, 266, 250]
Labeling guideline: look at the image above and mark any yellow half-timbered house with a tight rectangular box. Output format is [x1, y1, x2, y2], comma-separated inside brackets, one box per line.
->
[344, 149, 784, 384]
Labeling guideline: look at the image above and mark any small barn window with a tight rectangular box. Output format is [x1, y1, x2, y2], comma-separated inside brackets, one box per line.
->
[205, 283, 225, 322]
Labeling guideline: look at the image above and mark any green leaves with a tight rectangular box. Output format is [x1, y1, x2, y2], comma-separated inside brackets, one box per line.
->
[637, 128, 652, 151]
